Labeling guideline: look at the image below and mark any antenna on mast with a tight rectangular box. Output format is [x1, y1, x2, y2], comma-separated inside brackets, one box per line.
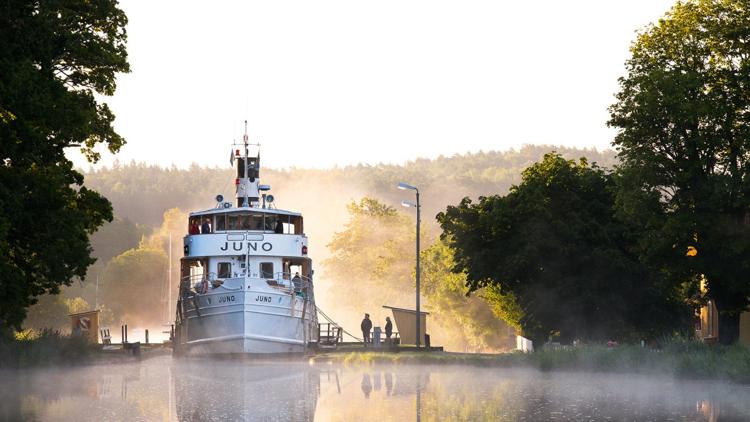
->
[243, 120, 249, 148]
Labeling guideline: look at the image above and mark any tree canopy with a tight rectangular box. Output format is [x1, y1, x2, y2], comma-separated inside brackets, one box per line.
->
[100, 246, 166, 325]
[438, 153, 688, 345]
[609, 0, 750, 343]
[324, 197, 514, 351]
[0, 0, 129, 329]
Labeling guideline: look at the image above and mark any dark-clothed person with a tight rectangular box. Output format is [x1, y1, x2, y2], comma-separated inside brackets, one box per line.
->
[361, 314, 372, 345]
[201, 220, 211, 234]
[385, 317, 393, 343]
[274, 220, 284, 234]
[292, 272, 302, 291]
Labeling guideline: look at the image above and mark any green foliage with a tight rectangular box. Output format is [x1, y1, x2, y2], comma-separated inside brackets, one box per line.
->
[0, 0, 130, 329]
[325, 198, 516, 351]
[90, 217, 145, 264]
[0, 329, 93, 368]
[421, 239, 514, 351]
[438, 153, 688, 345]
[21, 294, 70, 331]
[100, 247, 167, 325]
[608, 0, 750, 344]
[325, 198, 414, 308]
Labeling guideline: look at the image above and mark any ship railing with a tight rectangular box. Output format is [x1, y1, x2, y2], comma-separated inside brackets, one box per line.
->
[179, 272, 313, 297]
[264, 272, 312, 298]
[179, 274, 209, 295]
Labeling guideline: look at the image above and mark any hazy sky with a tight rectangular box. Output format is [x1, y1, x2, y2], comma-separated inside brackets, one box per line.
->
[69, 0, 677, 170]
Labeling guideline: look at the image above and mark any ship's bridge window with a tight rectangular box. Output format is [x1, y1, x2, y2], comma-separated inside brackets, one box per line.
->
[188, 217, 200, 235]
[227, 214, 240, 230]
[290, 215, 303, 235]
[270, 215, 304, 234]
[223, 212, 266, 231]
[264, 215, 277, 231]
[215, 214, 226, 231]
[243, 213, 264, 230]
[217, 262, 231, 279]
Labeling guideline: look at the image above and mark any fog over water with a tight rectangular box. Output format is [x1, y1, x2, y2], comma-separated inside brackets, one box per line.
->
[2, 356, 749, 421]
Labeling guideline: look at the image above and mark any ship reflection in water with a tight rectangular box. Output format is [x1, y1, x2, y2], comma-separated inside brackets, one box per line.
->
[2, 355, 750, 421]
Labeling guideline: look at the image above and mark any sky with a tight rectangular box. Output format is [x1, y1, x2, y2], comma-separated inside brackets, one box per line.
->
[69, 0, 678, 170]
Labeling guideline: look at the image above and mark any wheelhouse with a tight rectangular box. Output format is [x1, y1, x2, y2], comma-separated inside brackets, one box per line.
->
[187, 210, 303, 235]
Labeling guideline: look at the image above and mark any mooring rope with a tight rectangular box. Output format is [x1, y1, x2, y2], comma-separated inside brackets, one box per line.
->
[316, 305, 363, 342]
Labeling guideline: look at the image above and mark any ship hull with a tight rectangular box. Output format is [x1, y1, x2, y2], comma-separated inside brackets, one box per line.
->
[174, 287, 317, 356]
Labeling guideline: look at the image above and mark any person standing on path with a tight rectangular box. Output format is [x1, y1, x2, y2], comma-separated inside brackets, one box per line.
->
[385, 316, 393, 344]
[361, 313, 372, 346]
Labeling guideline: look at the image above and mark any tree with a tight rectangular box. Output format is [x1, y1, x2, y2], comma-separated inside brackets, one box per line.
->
[421, 239, 515, 352]
[608, 0, 750, 344]
[22, 295, 90, 331]
[100, 247, 167, 325]
[438, 153, 688, 346]
[0, 0, 129, 329]
[323, 198, 415, 319]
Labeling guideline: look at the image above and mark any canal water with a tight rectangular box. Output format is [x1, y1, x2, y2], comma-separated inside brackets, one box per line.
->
[1, 355, 749, 421]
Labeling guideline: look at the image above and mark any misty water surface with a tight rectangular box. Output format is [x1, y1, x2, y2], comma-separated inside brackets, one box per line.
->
[1, 355, 749, 421]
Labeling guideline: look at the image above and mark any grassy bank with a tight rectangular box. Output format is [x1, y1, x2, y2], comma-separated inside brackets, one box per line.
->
[0, 330, 96, 368]
[310, 340, 750, 384]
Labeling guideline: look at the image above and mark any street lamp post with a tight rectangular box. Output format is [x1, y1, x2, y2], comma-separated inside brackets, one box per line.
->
[398, 182, 421, 349]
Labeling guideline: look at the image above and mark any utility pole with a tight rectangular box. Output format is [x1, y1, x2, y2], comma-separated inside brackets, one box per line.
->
[168, 231, 172, 322]
[398, 181, 421, 349]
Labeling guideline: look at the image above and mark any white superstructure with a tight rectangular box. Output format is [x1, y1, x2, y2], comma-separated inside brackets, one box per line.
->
[173, 127, 318, 355]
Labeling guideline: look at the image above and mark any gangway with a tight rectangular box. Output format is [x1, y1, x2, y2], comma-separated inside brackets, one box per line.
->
[315, 306, 363, 350]
[317, 322, 343, 349]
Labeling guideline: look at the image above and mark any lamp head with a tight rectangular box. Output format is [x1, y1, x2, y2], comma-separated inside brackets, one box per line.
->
[398, 182, 417, 191]
[401, 200, 416, 208]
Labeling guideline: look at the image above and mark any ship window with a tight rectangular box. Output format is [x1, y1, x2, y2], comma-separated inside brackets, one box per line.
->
[217, 262, 231, 278]
[188, 217, 200, 234]
[227, 214, 240, 230]
[260, 262, 274, 279]
[238, 213, 264, 231]
[236, 157, 246, 178]
[215, 214, 226, 231]
[264, 214, 276, 231]
[290, 216, 303, 234]
[240, 214, 252, 230]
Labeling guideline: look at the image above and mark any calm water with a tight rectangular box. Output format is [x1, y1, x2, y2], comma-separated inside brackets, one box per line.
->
[1, 355, 749, 421]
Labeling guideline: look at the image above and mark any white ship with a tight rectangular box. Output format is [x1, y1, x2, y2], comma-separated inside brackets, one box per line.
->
[173, 127, 318, 355]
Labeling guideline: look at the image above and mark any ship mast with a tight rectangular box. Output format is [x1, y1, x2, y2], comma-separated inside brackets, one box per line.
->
[235, 120, 260, 207]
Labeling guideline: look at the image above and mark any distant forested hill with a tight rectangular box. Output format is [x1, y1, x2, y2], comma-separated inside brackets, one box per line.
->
[83, 145, 617, 230]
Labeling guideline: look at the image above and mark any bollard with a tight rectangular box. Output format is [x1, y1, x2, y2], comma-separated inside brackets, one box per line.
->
[145, 329, 149, 344]
[373, 327, 382, 348]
